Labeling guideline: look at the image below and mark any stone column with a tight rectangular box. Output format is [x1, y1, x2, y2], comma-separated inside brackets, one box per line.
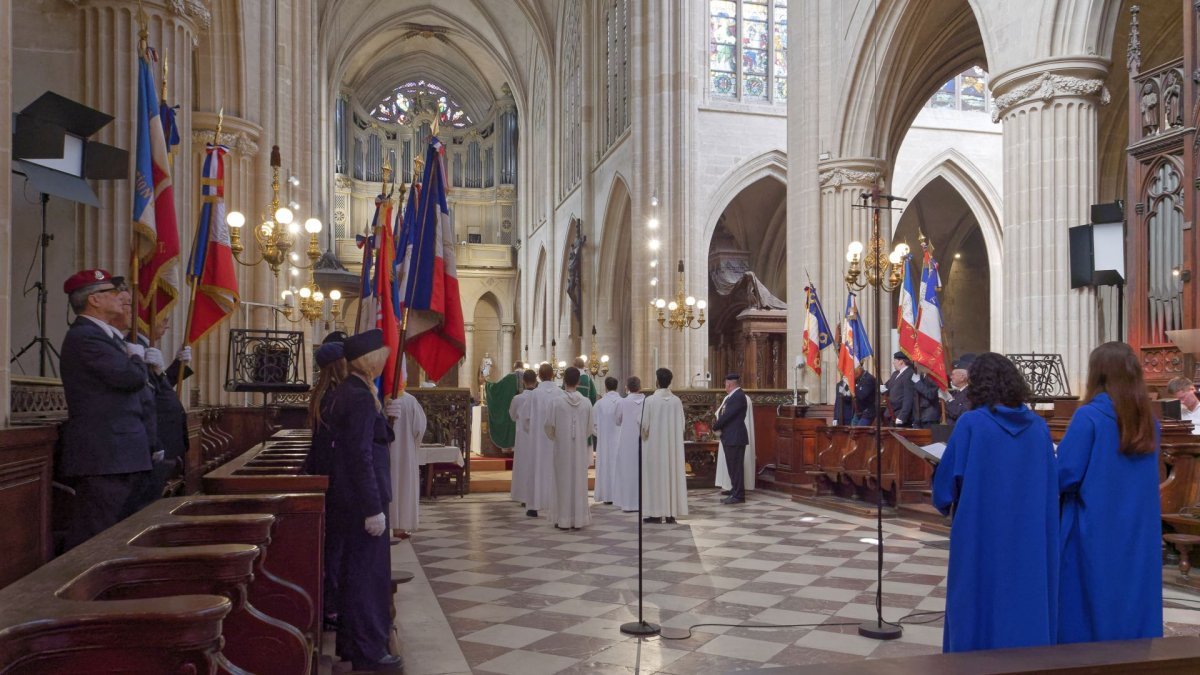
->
[461, 323, 476, 391]
[500, 323, 516, 372]
[74, 0, 205, 279]
[813, 160, 885, 403]
[991, 62, 1109, 391]
[189, 112, 262, 408]
[1, 0, 11, 424]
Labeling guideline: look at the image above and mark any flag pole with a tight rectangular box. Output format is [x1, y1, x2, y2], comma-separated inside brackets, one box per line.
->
[128, 5, 151, 346]
[391, 127, 439, 402]
[178, 109, 222, 396]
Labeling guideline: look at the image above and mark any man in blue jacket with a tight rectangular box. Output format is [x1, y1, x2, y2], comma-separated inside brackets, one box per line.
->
[59, 269, 154, 550]
[712, 373, 750, 504]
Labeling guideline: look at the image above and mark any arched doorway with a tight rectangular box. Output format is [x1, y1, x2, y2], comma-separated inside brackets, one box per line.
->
[469, 293, 503, 397]
[892, 176, 991, 359]
[707, 175, 787, 388]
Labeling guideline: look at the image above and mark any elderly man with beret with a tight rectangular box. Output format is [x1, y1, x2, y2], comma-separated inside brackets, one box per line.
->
[59, 269, 155, 550]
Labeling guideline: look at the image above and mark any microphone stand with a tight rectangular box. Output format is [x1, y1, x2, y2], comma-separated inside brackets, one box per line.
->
[620, 392, 660, 637]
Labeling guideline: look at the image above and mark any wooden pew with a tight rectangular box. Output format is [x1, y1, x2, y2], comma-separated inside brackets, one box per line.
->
[840, 427, 876, 497]
[1161, 444, 1200, 517]
[203, 441, 329, 495]
[0, 521, 254, 672]
[876, 428, 933, 507]
[171, 493, 326, 643]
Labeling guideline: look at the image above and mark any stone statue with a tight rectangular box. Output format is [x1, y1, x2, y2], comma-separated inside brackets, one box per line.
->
[1163, 71, 1182, 129]
[566, 217, 585, 334]
[479, 353, 494, 381]
[1140, 81, 1159, 136]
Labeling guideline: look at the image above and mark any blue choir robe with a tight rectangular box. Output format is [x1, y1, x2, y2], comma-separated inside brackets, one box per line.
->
[932, 404, 1059, 652]
[1057, 393, 1162, 644]
[328, 376, 394, 666]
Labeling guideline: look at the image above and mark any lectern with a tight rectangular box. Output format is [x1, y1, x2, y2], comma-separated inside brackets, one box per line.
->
[1166, 329, 1200, 383]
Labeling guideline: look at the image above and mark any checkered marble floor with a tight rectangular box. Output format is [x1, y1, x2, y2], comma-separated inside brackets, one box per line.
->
[398, 490, 1200, 674]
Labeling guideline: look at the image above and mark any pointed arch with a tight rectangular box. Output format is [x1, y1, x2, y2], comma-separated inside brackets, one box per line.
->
[597, 174, 633, 375]
[896, 149, 1004, 348]
[701, 149, 788, 250]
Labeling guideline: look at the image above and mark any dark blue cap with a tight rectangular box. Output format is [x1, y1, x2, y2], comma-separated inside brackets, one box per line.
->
[344, 329, 384, 362]
[316, 342, 344, 368]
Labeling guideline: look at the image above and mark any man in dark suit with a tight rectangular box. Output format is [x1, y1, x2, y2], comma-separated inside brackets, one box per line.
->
[884, 352, 917, 427]
[131, 314, 194, 507]
[59, 269, 154, 550]
[850, 366, 877, 426]
[912, 369, 943, 429]
[712, 373, 749, 504]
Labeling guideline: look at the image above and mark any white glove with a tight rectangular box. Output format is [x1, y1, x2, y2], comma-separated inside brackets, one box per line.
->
[176, 346, 192, 364]
[385, 398, 405, 417]
[880, 384, 888, 394]
[911, 372, 921, 384]
[151, 449, 165, 462]
[365, 512, 386, 537]
[144, 347, 166, 371]
[125, 342, 146, 359]
[939, 389, 953, 403]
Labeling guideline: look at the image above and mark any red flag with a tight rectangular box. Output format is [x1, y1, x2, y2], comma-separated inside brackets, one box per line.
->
[185, 144, 239, 344]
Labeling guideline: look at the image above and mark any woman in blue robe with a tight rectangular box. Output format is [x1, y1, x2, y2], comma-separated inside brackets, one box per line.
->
[932, 352, 1059, 652]
[328, 330, 402, 672]
[1057, 341, 1162, 644]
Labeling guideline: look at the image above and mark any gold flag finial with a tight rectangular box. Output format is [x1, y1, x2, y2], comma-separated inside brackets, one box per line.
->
[161, 46, 169, 100]
[214, 108, 224, 144]
[136, 1, 149, 53]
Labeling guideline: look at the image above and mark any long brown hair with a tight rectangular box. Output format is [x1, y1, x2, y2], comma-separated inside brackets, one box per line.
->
[309, 359, 348, 430]
[1083, 341, 1155, 455]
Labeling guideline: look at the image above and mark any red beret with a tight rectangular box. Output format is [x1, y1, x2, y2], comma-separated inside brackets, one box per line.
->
[63, 268, 123, 295]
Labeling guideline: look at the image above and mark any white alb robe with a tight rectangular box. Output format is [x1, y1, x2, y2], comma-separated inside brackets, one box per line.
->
[509, 388, 534, 503]
[522, 380, 565, 513]
[612, 392, 645, 511]
[544, 390, 594, 528]
[715, 392, 756, 491]
[591, 391, 621, 503]
[388, 392, 427, 531]
[640, 388, 689, 519]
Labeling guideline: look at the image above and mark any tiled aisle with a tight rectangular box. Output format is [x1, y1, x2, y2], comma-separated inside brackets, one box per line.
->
[385, 490, 1200, 674]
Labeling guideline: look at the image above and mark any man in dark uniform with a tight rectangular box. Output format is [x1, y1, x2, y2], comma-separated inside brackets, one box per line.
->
[59, 269, 153, 550]
[713, 373, 750, 504]
[850, 366, 878, 426]
[912, 369, 943, 429]
[883, 352, 917, 427]
[328, 329, 402, 672]
[945, 353, 976, 426]
[132, 314, 193, 506]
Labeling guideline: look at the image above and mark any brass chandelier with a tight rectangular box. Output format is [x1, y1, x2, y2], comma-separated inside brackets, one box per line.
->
[654, 260, 706, 330]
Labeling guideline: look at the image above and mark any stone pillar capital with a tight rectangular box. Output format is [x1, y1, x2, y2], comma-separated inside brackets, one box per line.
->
[464, 323, 476, 334]
[68, 0, 211, 34]
[989, 58, 1111, 123]
[817, 158, 886, 190]
[192, 112, 262, 158]
[500, 323, 516, 335]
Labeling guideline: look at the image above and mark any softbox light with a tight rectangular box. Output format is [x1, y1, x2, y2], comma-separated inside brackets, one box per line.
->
[12, 90, 128, 206]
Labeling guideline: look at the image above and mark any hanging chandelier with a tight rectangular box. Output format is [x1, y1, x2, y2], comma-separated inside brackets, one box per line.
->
[654, 260, 706, 331]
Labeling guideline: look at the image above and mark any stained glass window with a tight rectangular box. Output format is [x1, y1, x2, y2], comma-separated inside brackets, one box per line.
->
[709, 0, 787, 103]
[925, 66, 991, 113]
[371, 80, 473, 128]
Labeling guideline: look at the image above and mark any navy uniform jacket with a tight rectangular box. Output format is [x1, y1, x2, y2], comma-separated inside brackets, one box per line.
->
[59, 317, 152, 477]
[913, 376, 943, 425]
[713, 388, 749, 445]
[885, 366, 916, 427]
[853, 370, 878, 422]
[327, 376, 395, 524]
[304, 388, 338, 477]
[946, 387, 971, 424]
[137, 336, 189, 461]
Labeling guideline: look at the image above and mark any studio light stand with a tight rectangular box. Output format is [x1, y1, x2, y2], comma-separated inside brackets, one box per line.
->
[10, 90, 128, 376]
[620, 399, 660, 637]
[9, 194, 61, 377]
[846, 188, 906, 641]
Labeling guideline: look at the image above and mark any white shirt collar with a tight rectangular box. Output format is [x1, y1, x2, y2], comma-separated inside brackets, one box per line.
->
[80, 314, 122, 340]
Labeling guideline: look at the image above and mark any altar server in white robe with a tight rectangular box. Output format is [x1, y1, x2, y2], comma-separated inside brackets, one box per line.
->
[386, 390, 427, 534]
[613, 376, 645, 511]
[544, 367, 594, 529]
[591, 376, 621, 504]
[715, 375, 756, 498]
[522, 363, 564, 518]
[640, 368, 689, 523]
[508, 369, 538, 506]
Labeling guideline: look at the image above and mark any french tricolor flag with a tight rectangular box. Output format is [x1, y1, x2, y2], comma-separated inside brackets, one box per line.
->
[914, 246, 948, 389]
[399, 137, 465, 382]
